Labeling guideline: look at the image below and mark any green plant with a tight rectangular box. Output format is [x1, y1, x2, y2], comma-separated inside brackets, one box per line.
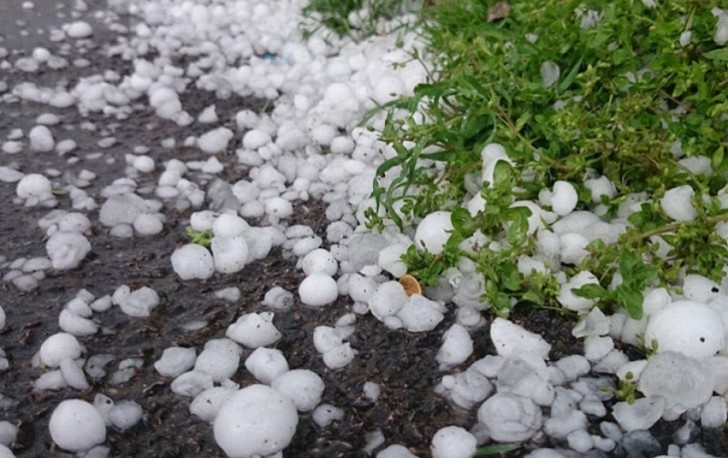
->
[366, 0, 728, 318]
[186, 227, 213, 247]
[614, 371, 640, 405]
[301, 0, 420, 38]
[473, 443, 521, 456]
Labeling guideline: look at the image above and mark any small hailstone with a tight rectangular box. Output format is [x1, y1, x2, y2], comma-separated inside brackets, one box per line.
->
[700, 396, 727, 428]
[322, 343, 357, 369]
[132, 155, 155, 173]
[414, 211, 453, 255]
[478, 393, 543, 442]
[29, 125, 55, 152]
[363, 381, 381, 401]
[109, 401, 143, 431]
[211, 236, 249, 274]
[197, 104, 218, 124]
[194, 339, 242, 383]
[197, 127, 233, 154]
[430, 426, 477, 458]
[261, 286, 294, 311]
[244, 347, 289, 384]
[0, 421, 18, 446]
[154, 347, 196, 378]
[171, 244, 214, 280]
[584, 336, 614, 362]
[64, 21, 93, 38]
[377, 445, 418, 458]
[242, 129, 272, 150]
[436, 324, 474, 370]
[369, 281, 408, 321]
[377, 243, 408, 278]
[301, 248, 338, 276]
[133, 214, 163, 235]
[59, 358, 89, 390]
[397, 295, 445, 332]
[214, 385, 298, 458]
[226, 312, 282, 348]
[113, 285, 159, 318]
[46, 231, 91, 270]
[660, 185, 697, 222]
[49, 399, 106, 452]
[213, 213, 250, 238]
[540, 61, 560, 88]
[299, 273, 338, 307]
[16, 173, 53, 202]
[39, 333, 83, 368]
[551, 181, 578, 216]
[612, 396, 665, 432]
[190, 387, 236, 423]
[312, 404, 344, 427]
[170, 370, 214, 397]
[271, 369, 325, 412]
[490, 318, 551, 360]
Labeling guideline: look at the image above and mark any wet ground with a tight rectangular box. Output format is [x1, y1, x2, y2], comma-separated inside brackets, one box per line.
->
[1, 1, 727, 458]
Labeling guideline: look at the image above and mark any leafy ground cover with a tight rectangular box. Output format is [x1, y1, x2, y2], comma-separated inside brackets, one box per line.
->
[310, 0, 728, 327]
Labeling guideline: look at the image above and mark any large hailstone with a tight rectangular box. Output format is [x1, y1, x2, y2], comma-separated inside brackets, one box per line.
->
[49, 399, 106, 452]
[299, 273, 338, 307]
[639, 351, 715, 418]
[414, 211, 453, 255]
[477, 392, 543, 442]
[430, 426, 477, 458]
[45, 231, 91, 270]
[214, 385, 298, 458]
[644, 300, 725, 358]
[39, 332, 83, 368]
[271, 369, 325, 412]
[660, 185, 697, 222]
[171, 244, 214, 280]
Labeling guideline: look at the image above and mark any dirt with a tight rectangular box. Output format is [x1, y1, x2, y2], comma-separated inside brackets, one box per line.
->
[1, 1, 727, 458]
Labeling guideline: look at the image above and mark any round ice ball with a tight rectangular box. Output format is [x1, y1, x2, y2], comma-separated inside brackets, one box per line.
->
[431, 426, 477, 458]
[271, 369, 325, 412]
[660, 185, 697, 222]
[212, 213, 249, 238]
[414, 211, 453, 255]
[551, 181, 578, 216]
[39, 332, 83, 367]
[171, 244, 214, 280]
[16, 173, 52, 199]
[214, 385, 298, 457]
[49, 399, 106, 452]
[299, 273, 338, 307]
[645, 300, 726, 358]
[301, 248, 338, 276]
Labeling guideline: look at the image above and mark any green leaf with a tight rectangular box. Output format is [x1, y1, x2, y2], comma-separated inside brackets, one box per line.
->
[506, 213, 529, 246]
[492, 160, 513, 187]
[451, 206, 476, 237]
[713, 146, 725, 171]
[615, 286, 644, 320]
[474, 443, 521, 456]
[572, 283, 610, 300]
[703, 48, 728, 62]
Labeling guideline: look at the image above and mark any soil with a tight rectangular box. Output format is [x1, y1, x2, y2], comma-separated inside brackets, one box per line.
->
[1, 1, 727, 458]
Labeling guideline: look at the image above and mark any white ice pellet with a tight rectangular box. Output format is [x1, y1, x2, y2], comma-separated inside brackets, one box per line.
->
[211, 236, 249, 274]
[299, 273, 338, 307]
[190, 387, 236, 423]
[584, 336, 614, 362]
[64, 21, 93, 38]
[490, 318, 551, 360]
[301, 248, 338, 276]
[369, 281, 408, 321]
[133, 214, 163, 235]
[261, 286, 294, 311]
[112, 285, 159, 318]
[59, 309, 98, 336]
[46, 231, 91, 270]
[16, 173, 53, 203]
[194, 339, 242, 383]
[322, 343, 357, 369]
[226, 312, 282, 348]
[171, 244, 214, 280]
[154, 347, 197, 378]
[612, 396, 665, 432]
[214, 385, 298, 458]
[551, 181, 578, 216]
[700, 396, 727, 428]
[660, 185, 697, 222]
[29, 125, 55, 152]
[59, 358, 89, 390]
[414, 211, 452, 255]
[645, 301, 726, 358]
[312, 404, 344, 427]
[377, 243, 408, 278]
[397, 295, 445, 332]
[108, 401, 143, 431]
[49, 399, 105, 452]
[377, 445, 418, 458]
[478, 393, 543, 442]
[436, 324, 473, 370]
[39, 333, 83, 368]
[244, 347, 289, 384]
[272, 369, 325, 412]
[171, 370, 214, 397]
[430, 426, 477, 458]
[132, 155, 155, 173]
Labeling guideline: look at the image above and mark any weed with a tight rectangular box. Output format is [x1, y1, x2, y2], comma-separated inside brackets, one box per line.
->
[186, 227, 213, 248]
[365, 0, 728, 318]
